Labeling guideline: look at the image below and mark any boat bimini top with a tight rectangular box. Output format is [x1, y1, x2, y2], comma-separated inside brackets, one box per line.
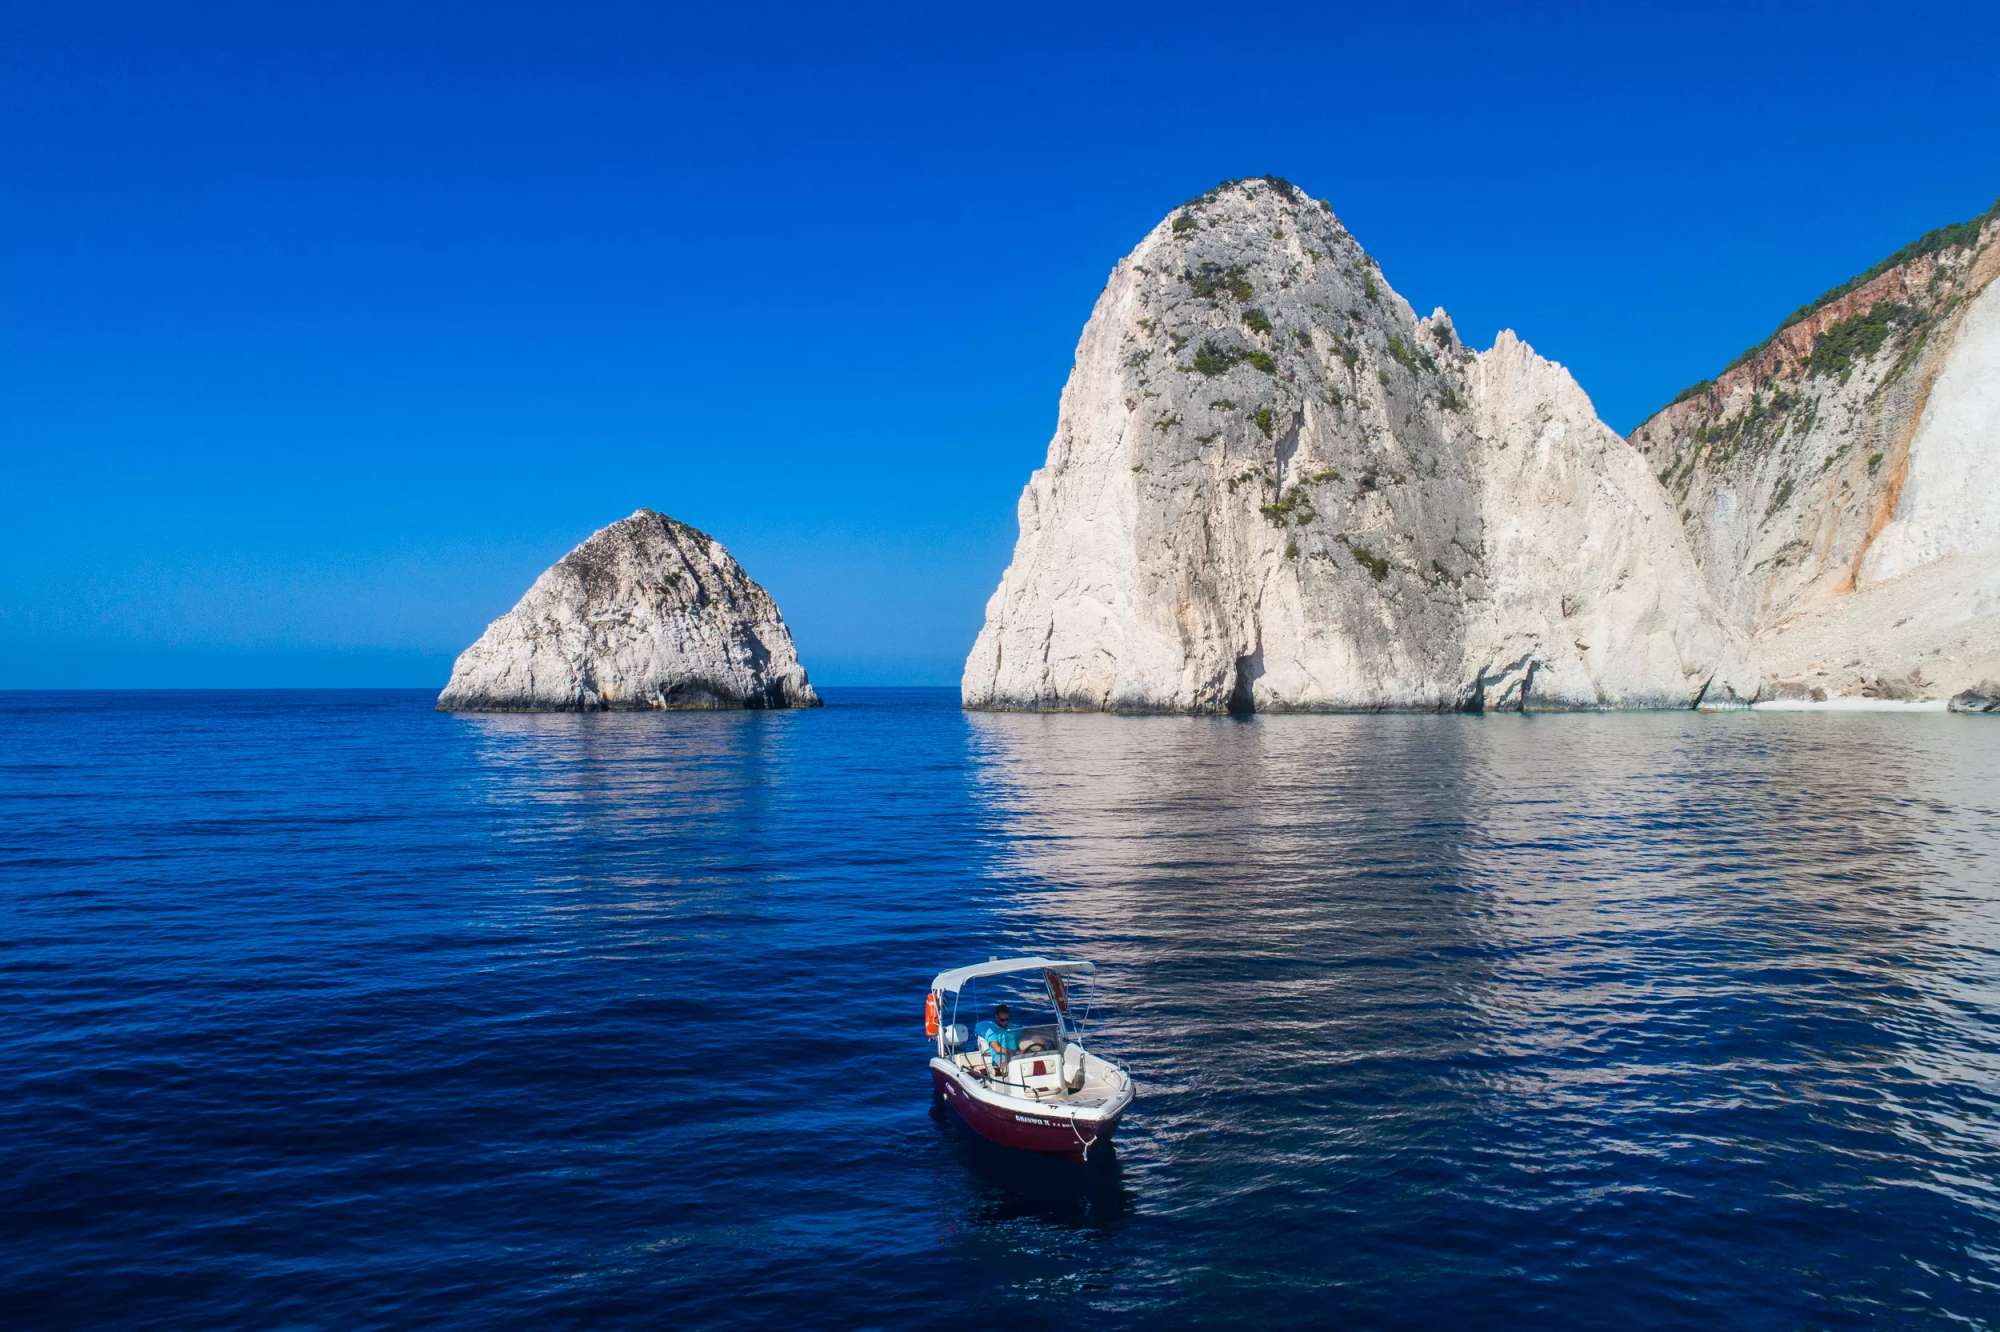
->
[929, 956, 1095, 995]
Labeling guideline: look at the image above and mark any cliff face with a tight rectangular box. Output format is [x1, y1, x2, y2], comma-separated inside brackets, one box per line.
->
[1631, 203, 2000, 700]
[964, 177, 1753, 713]
[438, 509, 820, 712]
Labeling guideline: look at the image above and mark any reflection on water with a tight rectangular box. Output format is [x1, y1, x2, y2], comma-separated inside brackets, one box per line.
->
[4, 691, 1998, 1328]
[964, 709, 2000, 1325]
[929, 1098, 1134, 1226]
[459, 708, 782, 831]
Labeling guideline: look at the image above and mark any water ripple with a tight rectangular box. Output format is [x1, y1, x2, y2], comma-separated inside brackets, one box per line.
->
[1, 691, 1997, 1327]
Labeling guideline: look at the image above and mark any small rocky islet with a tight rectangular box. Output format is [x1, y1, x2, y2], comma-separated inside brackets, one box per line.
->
[436, 509, 818, 712]
[442, 179, 2000, 714]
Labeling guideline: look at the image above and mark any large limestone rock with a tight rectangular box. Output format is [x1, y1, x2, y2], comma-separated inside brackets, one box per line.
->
[963, 177, 1754, 713]
[438, 509, 820, 712]
[1630, 200, 2000, 703]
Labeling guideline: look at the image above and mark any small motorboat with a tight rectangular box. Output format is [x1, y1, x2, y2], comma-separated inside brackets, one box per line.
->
[926, 955, 1133, 1158]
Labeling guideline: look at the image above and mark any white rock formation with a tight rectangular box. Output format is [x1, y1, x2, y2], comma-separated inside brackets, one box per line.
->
[438, 509, 820, 711]
[1632, 203, 2000, 701]
[1461, 333, 1755, 710]
[1860, 275, 2000, 582]
[964, 177, 1754, 712]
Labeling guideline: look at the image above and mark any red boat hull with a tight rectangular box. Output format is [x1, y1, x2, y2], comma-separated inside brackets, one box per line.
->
[932, 1067, 1121, 1157]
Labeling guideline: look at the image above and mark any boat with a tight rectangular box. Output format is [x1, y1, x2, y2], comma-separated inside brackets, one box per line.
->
[926, 955, 1133, 1158]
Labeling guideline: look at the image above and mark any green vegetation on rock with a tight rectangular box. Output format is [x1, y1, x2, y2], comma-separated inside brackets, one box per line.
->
[1807, 301, 1911, 381]
[1339, 535, 1391, 581]
[1193, 341, 1242, 376]
[1777, 198, 1997, 333]
[1386, 335, 1437, 375]
[1260, 488, 1317, 527]
[1671, 198, 1996, 407]
[1763, 476, 1795, 519]
[1696, 386, 1804, 463]
[1188, 263, 1254, 303]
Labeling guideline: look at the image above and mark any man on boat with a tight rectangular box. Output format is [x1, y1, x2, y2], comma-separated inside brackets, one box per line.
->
[976, 1003, 1020, 1073]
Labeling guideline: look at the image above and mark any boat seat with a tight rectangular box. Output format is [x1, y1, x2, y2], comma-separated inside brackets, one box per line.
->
[948, 1049, 1070, 1097]
[995, 1054, 1067, 1097]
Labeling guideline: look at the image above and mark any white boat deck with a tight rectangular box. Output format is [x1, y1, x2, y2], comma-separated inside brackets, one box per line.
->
[944, 1050, 1124, 1110]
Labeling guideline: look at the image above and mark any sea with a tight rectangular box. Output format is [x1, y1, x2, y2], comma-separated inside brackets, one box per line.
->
[3, 688, 1998, 1328]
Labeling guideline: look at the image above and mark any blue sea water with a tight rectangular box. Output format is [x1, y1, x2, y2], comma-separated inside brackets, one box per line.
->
[3, 688, 1999, 1328]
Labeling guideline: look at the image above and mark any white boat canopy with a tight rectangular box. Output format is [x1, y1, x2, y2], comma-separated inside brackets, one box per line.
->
[930, 956, 1096, 995]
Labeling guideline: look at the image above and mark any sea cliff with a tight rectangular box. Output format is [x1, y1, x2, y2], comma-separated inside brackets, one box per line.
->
[1631, 201, 2000, 703]
[964, 177, 1755, 713]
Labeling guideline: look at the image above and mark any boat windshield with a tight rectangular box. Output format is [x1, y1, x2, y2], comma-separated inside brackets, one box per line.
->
[942, 968, 1091, 1056]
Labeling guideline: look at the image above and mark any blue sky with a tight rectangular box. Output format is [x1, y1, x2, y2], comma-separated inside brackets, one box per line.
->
[5, 2, 1996, 689]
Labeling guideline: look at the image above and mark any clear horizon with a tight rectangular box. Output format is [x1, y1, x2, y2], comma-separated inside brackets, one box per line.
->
[7, 2, 1998, 690]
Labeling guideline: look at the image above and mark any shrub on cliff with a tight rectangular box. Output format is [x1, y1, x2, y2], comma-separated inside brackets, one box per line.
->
[1808, 302, 1911, 381]
[1189, 263, 1254, 303]
[1193, 341, 1242, 376]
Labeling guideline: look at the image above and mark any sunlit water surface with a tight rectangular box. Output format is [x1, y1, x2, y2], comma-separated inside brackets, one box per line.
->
[3, 689, 1998, 1327]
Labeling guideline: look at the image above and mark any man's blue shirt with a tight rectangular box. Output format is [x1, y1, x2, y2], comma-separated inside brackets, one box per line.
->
[975, 1020, 1019, 1066]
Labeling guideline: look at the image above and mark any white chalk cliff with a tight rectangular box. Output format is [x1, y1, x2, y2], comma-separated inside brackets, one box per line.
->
[964, 177, 1756, 712]
[438, 509, 819, 711]
[1632, 201, 2000, 702]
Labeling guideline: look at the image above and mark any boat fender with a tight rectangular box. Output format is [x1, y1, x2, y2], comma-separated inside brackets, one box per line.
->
[924, 990, 939, 1039]
[1062, 1042, 1085, 1093]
